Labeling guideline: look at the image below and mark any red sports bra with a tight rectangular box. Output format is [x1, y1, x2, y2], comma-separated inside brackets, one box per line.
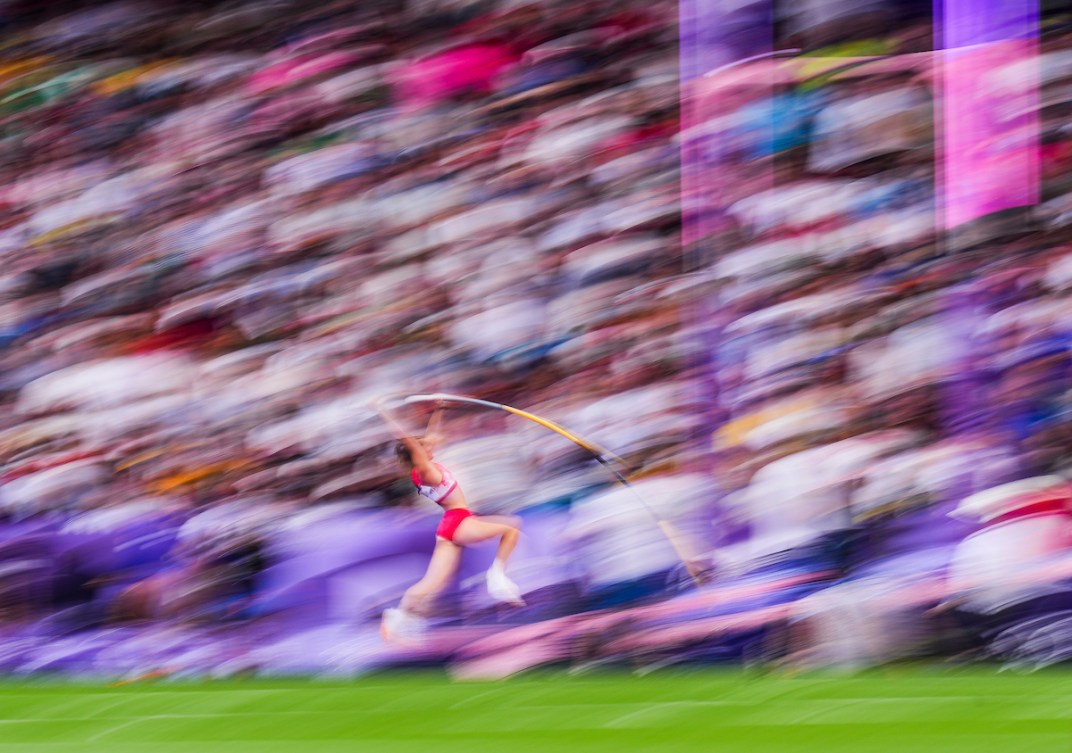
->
[411, 463, 459, 506]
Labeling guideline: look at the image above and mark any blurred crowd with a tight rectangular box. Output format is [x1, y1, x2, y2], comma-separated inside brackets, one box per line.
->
[0, 0, 1072, 676]
[683, 0, 1072, 670]
[0, 0, 688, 521]
[0, 0, 702, 672]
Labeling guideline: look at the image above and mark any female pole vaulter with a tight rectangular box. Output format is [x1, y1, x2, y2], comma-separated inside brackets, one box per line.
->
[374, 400, 525, 643]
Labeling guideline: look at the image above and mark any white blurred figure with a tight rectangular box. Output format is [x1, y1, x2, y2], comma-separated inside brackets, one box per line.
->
[567, 474, 711, 594]
[948, 477, 1072, 615]
[809, 76, 932, 174]
[571, 382, 699, 459]
[448, 296, 548, 362]
[788, 576, 923, 671]
[721, 431, 921, 569]
[17, 354, 196, 414]
[852, 316, 962, 401]
[782, 442, 983, 671]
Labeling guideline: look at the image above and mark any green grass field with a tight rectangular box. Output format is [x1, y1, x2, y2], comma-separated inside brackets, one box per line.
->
[0, 668, 1069, 752]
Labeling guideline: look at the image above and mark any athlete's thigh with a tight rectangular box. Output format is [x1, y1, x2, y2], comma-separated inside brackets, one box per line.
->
[451, 517, 513, 547]
[470, 514, 522, 529]
[419, 537, 463, 589]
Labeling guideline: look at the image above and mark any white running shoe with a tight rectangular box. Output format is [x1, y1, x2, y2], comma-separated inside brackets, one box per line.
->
[380, 607, 424, 645]
[486, 562, 525, 606]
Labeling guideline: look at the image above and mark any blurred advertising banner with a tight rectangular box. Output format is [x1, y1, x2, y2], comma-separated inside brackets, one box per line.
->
[938, 0, 1040, 229]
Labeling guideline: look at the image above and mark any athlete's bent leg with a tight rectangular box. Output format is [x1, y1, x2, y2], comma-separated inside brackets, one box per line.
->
[382, 537, 462, 643]
[400, 537, 463, 614]
[452, 518, 524, 605]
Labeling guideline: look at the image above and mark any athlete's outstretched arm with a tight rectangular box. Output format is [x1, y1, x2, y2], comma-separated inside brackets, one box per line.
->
[424, 402, 445, 449]
[373, 400, 442, 484]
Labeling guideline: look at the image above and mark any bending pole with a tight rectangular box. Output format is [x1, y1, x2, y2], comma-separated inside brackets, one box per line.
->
[394, 392, 707, 585]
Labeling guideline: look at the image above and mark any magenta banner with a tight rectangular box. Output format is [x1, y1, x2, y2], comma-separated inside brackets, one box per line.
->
[938, 0, 1040, 229]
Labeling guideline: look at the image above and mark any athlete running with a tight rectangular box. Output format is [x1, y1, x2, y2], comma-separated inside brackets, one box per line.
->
[375, 400, 524, 643]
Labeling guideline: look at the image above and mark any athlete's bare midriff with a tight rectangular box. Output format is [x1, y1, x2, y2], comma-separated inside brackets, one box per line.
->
[439, 489, 468, 511]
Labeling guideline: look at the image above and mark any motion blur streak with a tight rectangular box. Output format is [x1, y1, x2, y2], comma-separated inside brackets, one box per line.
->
[0, 0, 1071, 685]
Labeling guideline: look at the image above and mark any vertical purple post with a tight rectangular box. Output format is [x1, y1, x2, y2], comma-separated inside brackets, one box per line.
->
[679, 0, 773, 253]
[679, 0, 772, 546]
[935, 0, 1040, 481]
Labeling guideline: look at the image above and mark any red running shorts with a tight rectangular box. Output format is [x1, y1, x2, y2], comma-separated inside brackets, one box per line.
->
[436, 508, 473, 542]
